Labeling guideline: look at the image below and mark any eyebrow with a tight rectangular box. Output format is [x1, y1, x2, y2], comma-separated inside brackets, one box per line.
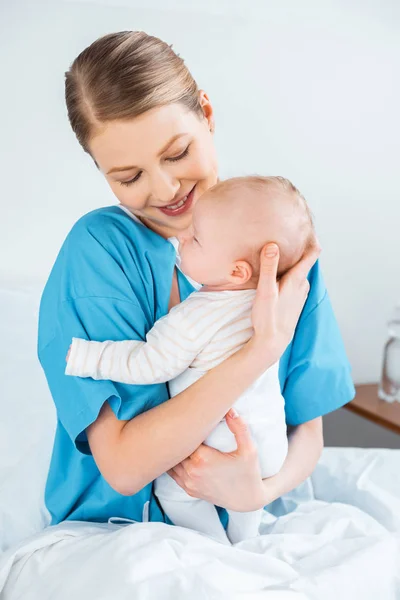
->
[106, 133, 188, 175]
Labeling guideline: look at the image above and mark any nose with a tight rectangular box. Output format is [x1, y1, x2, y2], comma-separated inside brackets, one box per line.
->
[149, 170, 180, 205]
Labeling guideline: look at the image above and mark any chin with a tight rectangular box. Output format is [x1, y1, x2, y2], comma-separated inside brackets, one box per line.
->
[174, 214, 193, 231]
[148, 212, 192, 233]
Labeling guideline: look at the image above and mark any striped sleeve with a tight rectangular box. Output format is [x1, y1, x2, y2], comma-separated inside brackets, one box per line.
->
[65, 300, 205, 385]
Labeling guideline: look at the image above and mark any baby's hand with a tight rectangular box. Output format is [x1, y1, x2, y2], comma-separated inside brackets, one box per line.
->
[66, 345, 72, 363]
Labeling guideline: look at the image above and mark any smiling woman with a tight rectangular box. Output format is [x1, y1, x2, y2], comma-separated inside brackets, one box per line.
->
[37, 30, 354, 531]
[87, 106, 215, 237]
[65, 31, 218, 238]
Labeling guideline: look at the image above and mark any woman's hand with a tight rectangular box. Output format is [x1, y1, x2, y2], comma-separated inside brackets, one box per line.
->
[167, 409, 267, 512]
[249, 240, 321, 366]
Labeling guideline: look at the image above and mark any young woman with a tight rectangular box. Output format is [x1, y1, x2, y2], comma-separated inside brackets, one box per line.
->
[38, 30, 354, 527]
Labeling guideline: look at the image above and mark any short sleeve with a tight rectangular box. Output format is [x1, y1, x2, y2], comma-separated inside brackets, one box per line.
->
[282, 290, 355, 426]
[38, 296, 169, 454]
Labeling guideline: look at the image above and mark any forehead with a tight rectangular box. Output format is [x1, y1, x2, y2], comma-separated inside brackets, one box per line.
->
[89, 103, 200, 172]
[193, 192, 225, 234]
[193, 186, 292, 239]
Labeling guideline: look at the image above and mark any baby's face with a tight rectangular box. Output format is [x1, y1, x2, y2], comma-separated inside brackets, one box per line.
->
[178, 192, 238, 286]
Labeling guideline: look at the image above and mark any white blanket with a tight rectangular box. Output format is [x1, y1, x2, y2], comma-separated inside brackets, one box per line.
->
[1, 447, 399, 600]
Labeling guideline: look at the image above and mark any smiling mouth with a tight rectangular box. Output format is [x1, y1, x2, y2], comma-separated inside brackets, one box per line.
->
[158, 185, 196, 217]
[166, 196, 188, 210]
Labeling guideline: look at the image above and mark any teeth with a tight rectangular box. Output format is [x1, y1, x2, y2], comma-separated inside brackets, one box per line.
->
[166, 195, 188, 210]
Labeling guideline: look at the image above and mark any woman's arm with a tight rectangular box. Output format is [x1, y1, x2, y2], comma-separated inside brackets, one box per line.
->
[262, 417, 323, 504]
[87, 242, 319, 496]
[88, 339, 273, 496]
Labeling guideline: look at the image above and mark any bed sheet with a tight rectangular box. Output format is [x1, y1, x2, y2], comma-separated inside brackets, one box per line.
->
[0, 447, 399, 600]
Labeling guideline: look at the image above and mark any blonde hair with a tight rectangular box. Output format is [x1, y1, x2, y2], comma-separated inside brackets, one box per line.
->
[208, 175, 316, 277]
[65, 31, 204, 154]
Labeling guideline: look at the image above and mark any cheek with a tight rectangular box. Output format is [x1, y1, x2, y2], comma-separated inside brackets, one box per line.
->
[187, 143, 217, 181]
[181, 244, 200, 272]
[108, 181, 147, 211]
[180, 242, 194, 263]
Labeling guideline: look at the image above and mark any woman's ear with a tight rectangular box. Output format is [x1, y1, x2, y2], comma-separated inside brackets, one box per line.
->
[228, 260, 253, 285]
[198, 89, 215, 133]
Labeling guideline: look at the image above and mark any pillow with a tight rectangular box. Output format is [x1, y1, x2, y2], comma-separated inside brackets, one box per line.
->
[0, 279, 56, 552]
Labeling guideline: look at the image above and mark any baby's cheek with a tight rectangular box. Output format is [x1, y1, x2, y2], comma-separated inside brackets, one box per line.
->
[179, 248, 191, 272]
[195, 256, 210, 281]
[181, 250, 201, 281]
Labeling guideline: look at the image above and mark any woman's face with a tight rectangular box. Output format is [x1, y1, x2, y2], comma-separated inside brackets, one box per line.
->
[88, 92, 219, 239]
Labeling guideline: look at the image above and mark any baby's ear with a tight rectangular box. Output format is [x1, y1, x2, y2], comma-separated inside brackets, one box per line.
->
[228, 260, 253, 285]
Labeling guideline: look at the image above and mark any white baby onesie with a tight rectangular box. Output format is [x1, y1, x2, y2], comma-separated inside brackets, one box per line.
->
[66, 289, 288, 544]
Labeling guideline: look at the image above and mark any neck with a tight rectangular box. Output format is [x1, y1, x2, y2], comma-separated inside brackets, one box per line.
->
[137, 215, 178, 240]
[201, 280, 258, 293]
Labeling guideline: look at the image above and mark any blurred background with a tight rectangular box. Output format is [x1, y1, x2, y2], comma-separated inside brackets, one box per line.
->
[1, 0, 399, 447]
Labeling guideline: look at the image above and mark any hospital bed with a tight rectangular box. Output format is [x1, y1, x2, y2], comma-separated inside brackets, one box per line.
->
[0, 280, 399, 599]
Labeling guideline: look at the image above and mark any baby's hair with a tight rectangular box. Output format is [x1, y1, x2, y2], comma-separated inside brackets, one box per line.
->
[207, 175, 316, 278]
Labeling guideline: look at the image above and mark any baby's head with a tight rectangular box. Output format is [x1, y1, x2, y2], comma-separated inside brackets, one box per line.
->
[178, 175, 316, 289]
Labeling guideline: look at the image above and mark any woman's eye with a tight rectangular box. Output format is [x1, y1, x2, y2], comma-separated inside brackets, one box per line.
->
[119, 172, 142, 187]
[118, 145, 190, 187]
[167, 145, 190, 162]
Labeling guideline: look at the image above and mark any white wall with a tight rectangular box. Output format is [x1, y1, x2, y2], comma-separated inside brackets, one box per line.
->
[1, 0, 399, 383]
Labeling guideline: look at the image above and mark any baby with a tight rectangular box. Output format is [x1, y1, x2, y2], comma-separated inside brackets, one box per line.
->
[65, 175, 315, 545]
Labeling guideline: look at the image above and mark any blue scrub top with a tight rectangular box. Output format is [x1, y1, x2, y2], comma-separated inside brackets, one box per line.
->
[38, 206, 355, 526]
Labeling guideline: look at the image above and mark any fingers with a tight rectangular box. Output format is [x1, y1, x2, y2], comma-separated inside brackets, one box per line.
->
[168, 463, 185, 479]
[167, 467, 185, 492]
[168, 446, 208, 481]
[225, 409, 256, 456]
[256, 244, 280, 299]
[167, 461, 199, 498]
[167, 464, 185, 489]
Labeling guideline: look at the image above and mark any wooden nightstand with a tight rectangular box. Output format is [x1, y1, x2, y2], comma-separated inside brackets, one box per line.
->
[345, 384, 400, 435]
